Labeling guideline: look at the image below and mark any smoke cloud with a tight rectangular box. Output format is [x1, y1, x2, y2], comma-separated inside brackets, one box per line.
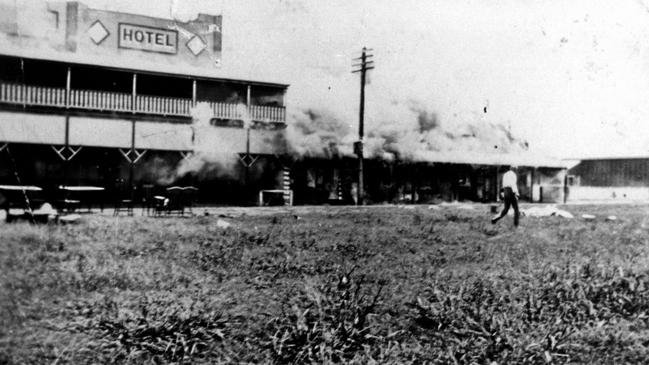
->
[286, 108, 354, 158]
[174, 102, 241, 180]
[285, 97, 530, 164]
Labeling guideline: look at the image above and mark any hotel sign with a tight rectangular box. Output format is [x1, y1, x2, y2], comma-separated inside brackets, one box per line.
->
[118, 23, 178, 54]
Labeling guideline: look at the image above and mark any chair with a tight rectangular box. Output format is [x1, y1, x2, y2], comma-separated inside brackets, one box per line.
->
[181, 186, 198, 215]
[152, 195, 168, 217]
[152, 186, 198, 217]
[113, 180, 134, 216]
[140, 184, 156, 216]
[162, 186, 185, 216]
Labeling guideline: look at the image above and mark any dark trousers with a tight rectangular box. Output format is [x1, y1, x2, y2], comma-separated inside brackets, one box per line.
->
[493, 187, 519, 226]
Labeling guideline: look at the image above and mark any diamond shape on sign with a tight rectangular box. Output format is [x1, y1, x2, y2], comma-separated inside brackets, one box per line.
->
[88, 20, 109, 45]
[186, 36, 207, 56]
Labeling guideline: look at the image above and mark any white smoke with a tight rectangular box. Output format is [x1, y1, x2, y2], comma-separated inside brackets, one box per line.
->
[285, 96, 530, 163]
[175, 102, 240, 179]
[285, 108, 354, 158]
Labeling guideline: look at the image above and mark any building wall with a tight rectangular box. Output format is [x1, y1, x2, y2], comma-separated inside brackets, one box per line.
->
[569, 159, 649, 187]
[565, 158, 649, 202]
[566, 186, 649, 202]
[0, 111, 285, 153]
[0, 112, 66, 144]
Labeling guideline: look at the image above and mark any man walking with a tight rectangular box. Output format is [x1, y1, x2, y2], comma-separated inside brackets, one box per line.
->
[492, 165, 520, 227]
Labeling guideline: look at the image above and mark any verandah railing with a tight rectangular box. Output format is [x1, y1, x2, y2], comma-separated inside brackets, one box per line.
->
[249, 104, 286, 123]
[69, 89, 132, 112]
[135, 94, 192, 117]
[1, 83, 66, 107]
[0, 82, 286, 122]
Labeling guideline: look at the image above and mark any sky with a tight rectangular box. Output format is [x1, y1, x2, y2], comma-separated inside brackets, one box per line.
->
[13, 0, 649, 159]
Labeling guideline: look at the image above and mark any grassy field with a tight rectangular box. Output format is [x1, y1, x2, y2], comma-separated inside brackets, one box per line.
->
[3, 204, 649, 364]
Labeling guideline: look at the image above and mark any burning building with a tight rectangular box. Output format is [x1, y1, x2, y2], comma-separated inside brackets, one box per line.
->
[0, 2, 566, 208]
[286, 107, 567, 205]
[290, 154, 567, 205]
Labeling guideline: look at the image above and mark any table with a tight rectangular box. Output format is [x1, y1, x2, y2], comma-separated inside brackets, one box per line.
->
[58, 186, 105, 213]
[0, 185, 47, 222]
[258, 189, 293, 206]
[58, 186, 105, 192]
[0, 185, 42, 191]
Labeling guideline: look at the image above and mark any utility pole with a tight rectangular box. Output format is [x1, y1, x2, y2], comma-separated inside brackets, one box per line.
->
[352, 47, 374, 205]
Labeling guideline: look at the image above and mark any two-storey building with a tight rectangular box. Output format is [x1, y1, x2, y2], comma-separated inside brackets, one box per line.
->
[0, 1, 289, 205]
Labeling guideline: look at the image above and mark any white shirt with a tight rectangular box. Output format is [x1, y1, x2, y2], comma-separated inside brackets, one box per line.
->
[502, 170, 519, 195]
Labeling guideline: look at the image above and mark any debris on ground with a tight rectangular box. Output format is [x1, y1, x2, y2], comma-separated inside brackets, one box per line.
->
[215, 219, 231, 229]
[440, 202, 475, 210]
[59, 214, 82, 224]
[606, 215, 617, 221]
[427, 205, 441, 210]
[581, 214, 596, 220]
[522, 205, 574, 219]
[554, 210, 574, 219]
[33, 202, 57, 216]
